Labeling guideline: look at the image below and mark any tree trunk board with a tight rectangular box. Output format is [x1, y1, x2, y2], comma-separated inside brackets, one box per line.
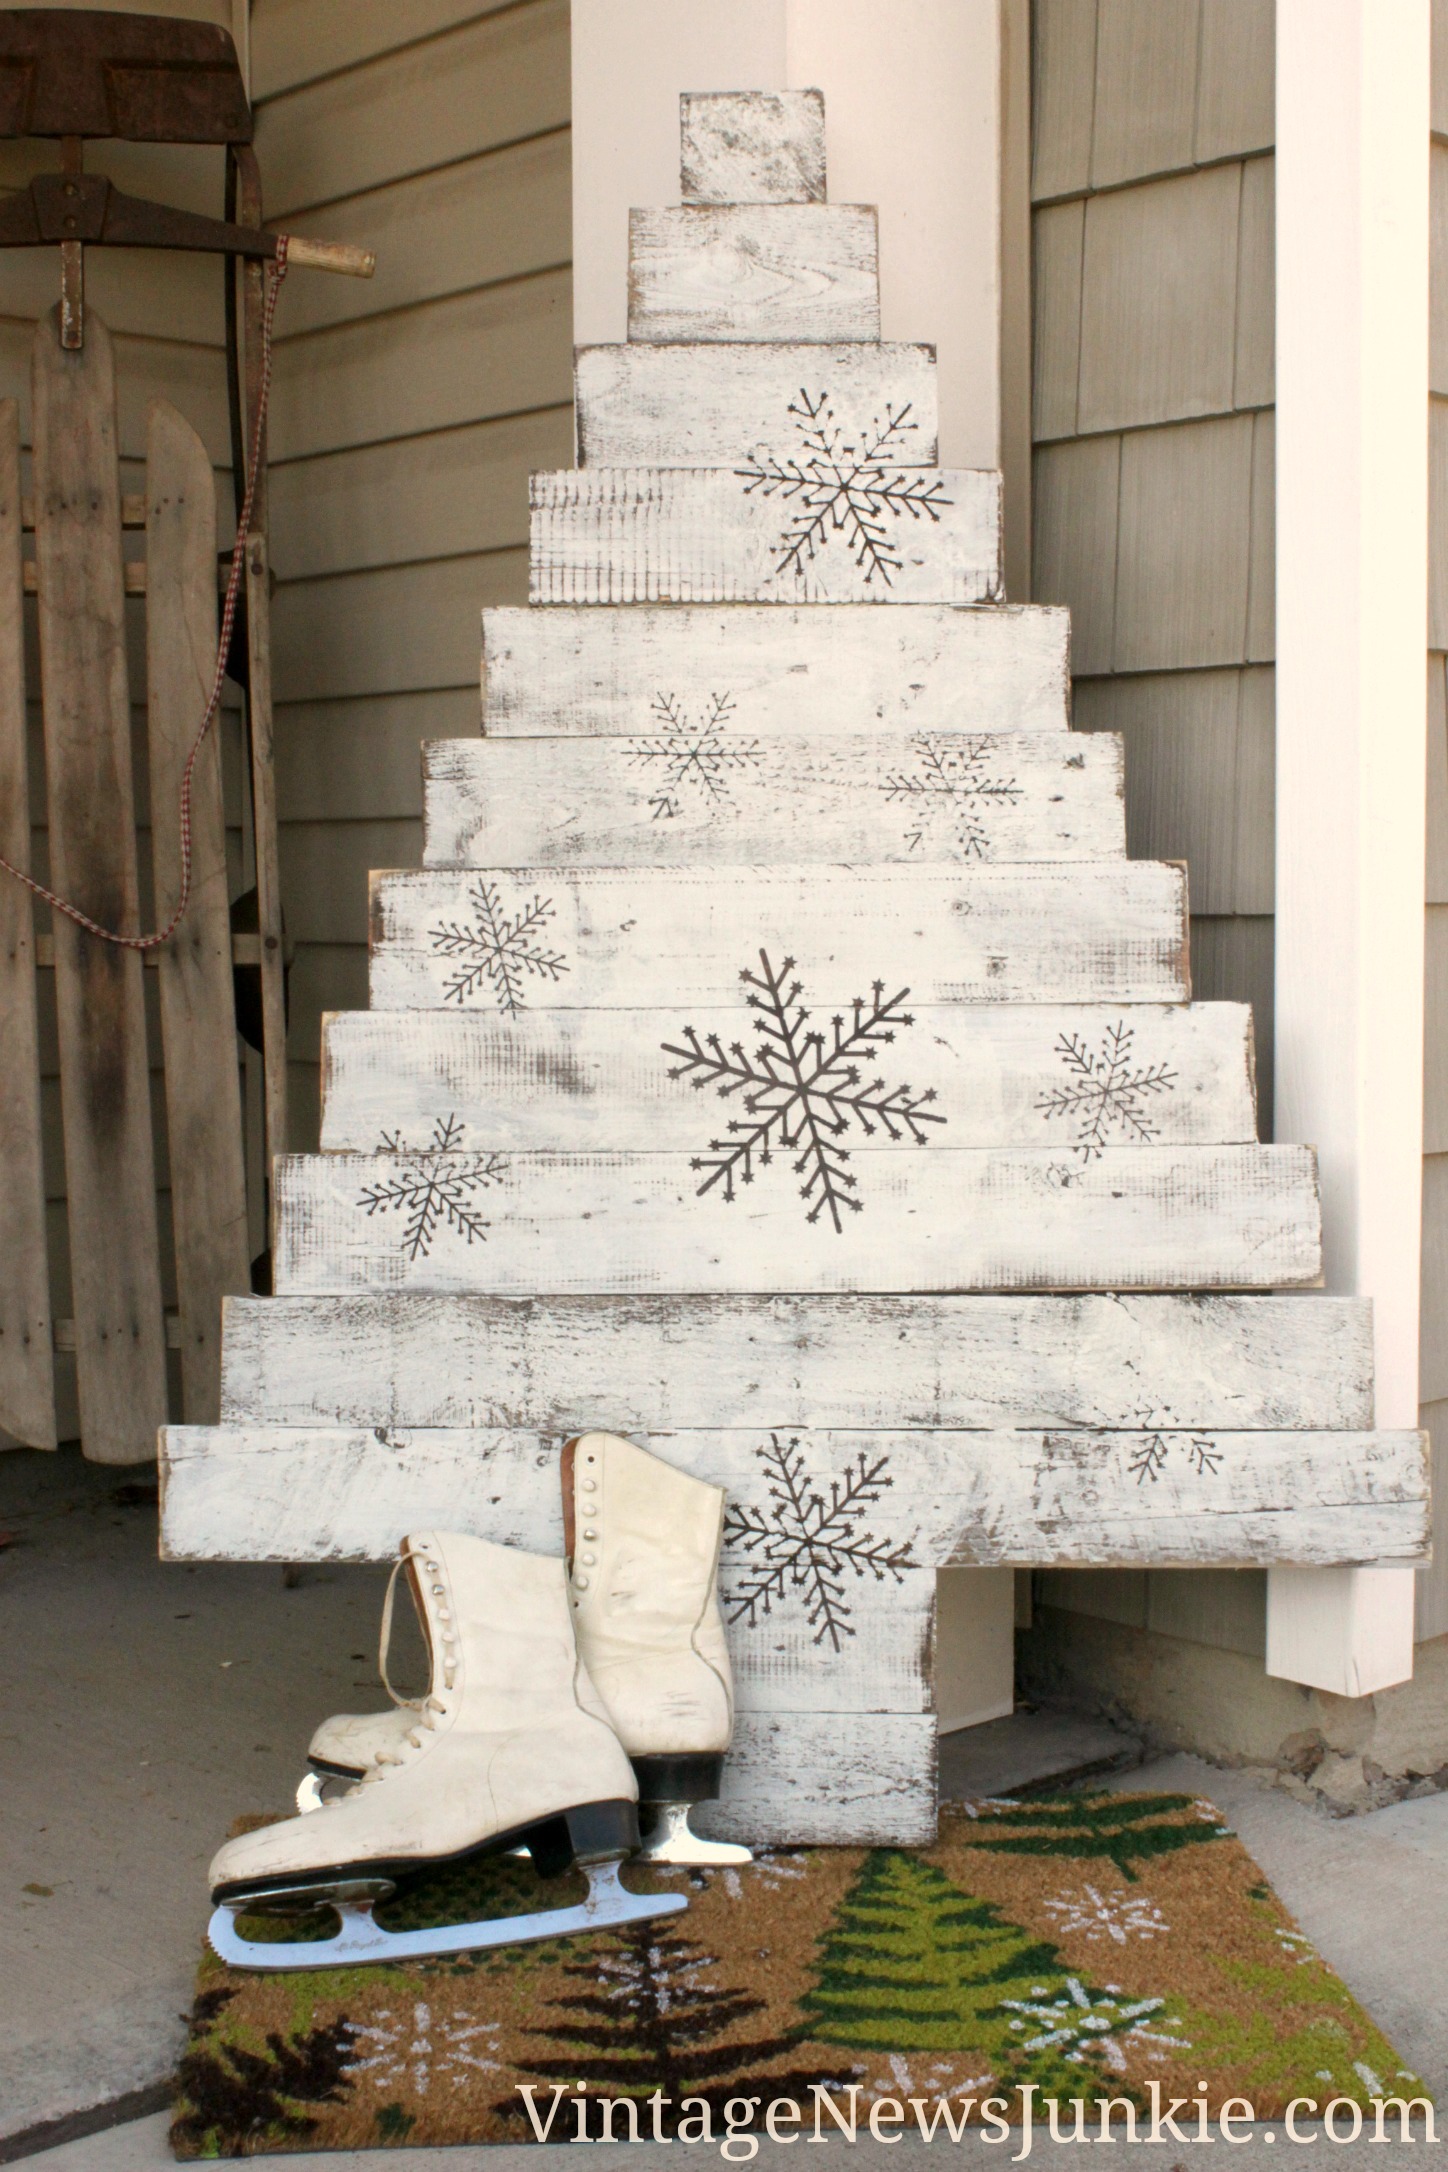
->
[574, 343, 937, 468]
[368, 863, 1191, 1012]
[32, 308, 166, 1465]
[629, 205, 880, 342]
[421, 729, 1126, 869]
[702, 1712, 937, 1847]
[680, 90, 828, 206]
[217, 1291, 1377, 1435]
[318, 1000, 1258, 1155]
[271, 1144, 1322, 1296]
[0, 398, 55, 1448]
[146, 398, 250, 1423]
[481, 603, 1071, 738]
[529, 467, 1001, 606]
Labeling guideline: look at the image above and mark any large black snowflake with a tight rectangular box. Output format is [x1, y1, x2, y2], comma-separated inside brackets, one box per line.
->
[627, 691, 763, 820]
[427, 879, 569, 1013]
[1035, 1020, 1178, 1159]
[723, 1433, 919, 1653]
[662, 948, 945, 1233]
[735, 391, 953, 588]
[358, 1113, 507, 1262]
[881, 734, 1024, 857]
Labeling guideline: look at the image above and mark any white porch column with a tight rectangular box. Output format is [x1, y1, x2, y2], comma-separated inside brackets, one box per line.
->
[1269, 0, 1429, 1694]
[569, 0, 1013, 1727]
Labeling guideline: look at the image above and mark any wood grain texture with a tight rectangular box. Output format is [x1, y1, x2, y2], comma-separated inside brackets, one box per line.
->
[481, 603, 1071, 737]
[1031, 0, 1099, 202]
[217, 1291, 1376, 1434]
[680, 90, 827, 205]
[528, 466, 1002, 607]
[628, 205, 879, 343]
[271, 1144, 1322, 1296]
[32, 309, 166, 1466]
[700, 1713, 935, 1847]
[421, 729, 1126, 869]
[1090, 0, 1201, 189]
[146, 399, 249, 1424]
[1114, 414, 1254, 671]
[1031, 199, 1085, 442]
[318, 1000, 1258, 1155]
[368, 862, 1191, 1012]
[574, 343, 937, 469]
[1030, 434, 1121, 677]
[0, 397, 54, 1448]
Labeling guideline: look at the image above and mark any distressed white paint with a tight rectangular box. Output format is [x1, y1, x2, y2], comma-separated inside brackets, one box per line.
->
[368, 863, 1190, 1012]
[699, 1712, 937, 1846]
[1270, 0, 1430, 1692]
[271, 1145, 1323, 1297]
[680, 89, 827, 203]
[574, 342, 938, 468]
[529, 466, 1002, 607]
[422, 729, 1126, 869]
[628, 204, 879, 342]
[319, 1001, 1257, 1155]
[481, 603, 1071, 737]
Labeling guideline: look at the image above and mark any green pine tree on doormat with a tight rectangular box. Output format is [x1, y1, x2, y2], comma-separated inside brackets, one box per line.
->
[965, 1792, 1227, 1884]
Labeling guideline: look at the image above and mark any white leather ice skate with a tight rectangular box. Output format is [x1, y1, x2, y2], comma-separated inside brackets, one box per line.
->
[207, 1532, 687, 1969]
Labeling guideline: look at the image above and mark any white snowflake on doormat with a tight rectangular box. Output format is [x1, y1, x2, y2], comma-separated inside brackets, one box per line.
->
[344, 2001, 504, 2095]
[998, 1978, 1190, 2073]
[735, 392, 953, 588]
[1042, 1883, 1170, 1946]
[873, 2055, 994, 2103]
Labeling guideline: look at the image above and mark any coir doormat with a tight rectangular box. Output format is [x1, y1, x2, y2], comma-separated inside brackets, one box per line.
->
[171, 1792, 1424, 2155]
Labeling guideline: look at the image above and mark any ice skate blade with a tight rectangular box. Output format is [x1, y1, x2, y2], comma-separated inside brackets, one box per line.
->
[636, 1801, 752, 1867]
[206, 1859, 687, 1972]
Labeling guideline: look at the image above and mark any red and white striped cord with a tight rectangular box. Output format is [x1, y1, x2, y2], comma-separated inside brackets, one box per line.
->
[0, 234, 290, 950]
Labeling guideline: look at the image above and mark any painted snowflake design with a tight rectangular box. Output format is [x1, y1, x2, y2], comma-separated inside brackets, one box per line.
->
[626, 691, 762, 820]
[722, 1432, 919, 1654]
[872, 2057, 994, 2105]
[881, 735, 1023, 858]
[998, 1978, 1190, 2074]
[358, 1113, 507, 1261]
[427, 878, 568, 1013]
[344, 2002, 503, 2095]
[663, 948, 945, 1232]
[1275, 1928, 1318, 1968]
[1127, 1434, 1225, 1486]
[1042, 1884, 1170, 1946]
[1035, 1020, 1178, 1159]
[735, 391, 953, 588]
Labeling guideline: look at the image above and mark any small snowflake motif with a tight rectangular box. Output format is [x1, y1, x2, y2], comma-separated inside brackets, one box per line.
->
[664, 948, 945, 1233]
[998, 1978, 1190, 2074]
[735, 391, 953, 589]
[881, 735, 1023, 858]
[626, 691, 762, 820]
[344, 2002, 503, 2096]
[427, 878, 568, 1013]
[1127, 1434, 1226, 1487]
[1274, 1928, 1318, 1968]
[1035, 1020, 1178, 1159]
[1042, 1884, 1170, 1946]
[872, 2057, 993, 2105]
[722, 1432, 919, 1654]
[357, 1113, 507, 1262]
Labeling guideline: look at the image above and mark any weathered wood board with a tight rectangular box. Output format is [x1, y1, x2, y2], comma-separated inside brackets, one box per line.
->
[272, 1144, 1322, 1296]
[421, 729, 1126, 869]
[368, 863, 1191, 1012]
[680, 90, 827, 205]
[701, 1712, 936, 1847]
[0, 397, 54, 1448]
[160, 1424, 1428, 1574]
[318, 1001, 1258, 1156]
[574, 343, 937, 468]
[481, 603, 1072, 737]
[529, 467, 1001, 606]
[628, 205, 879, 343]
[217, 1292, 1377, 1435]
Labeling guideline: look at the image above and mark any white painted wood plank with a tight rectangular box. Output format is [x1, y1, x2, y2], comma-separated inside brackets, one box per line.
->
[481, 603, 1071, 736]
[368, 863, 1191, 1011]
[218, 1291, 1377, 1434]
[160, 1424, 1426, 1573]
[319, 1000, 1258, 1154]
[628, 205, 879, 343]
[701, 1713, 936, 1848]
[680, 90, 827, 204]
[529, 466, 1001, 606]
[421, 729, 1126, 868]
[271, 1144, 1322, 1296]
[574, 343, 937, 467]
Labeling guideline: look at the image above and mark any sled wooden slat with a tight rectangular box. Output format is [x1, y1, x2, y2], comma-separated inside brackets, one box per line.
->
[574, 343, 937, 469]
[481, 604, 1071, 738]
[0, 399, 55, 1449]
[421, 730, 1126, 869]
[529, 467, 1001, 606]
[270, 1144, 1322, 1297]
[629, 205, 880, 343]
[705, 1713, 937, 1848]
[217, 1292, 1377, 1435]
[146, 400, 250, 1425]
[318, 1001, 1258, 1155]
[680, 90, 828, 206]
[368, 863, 1190, 1012]
[32, 309, 166, 1465]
